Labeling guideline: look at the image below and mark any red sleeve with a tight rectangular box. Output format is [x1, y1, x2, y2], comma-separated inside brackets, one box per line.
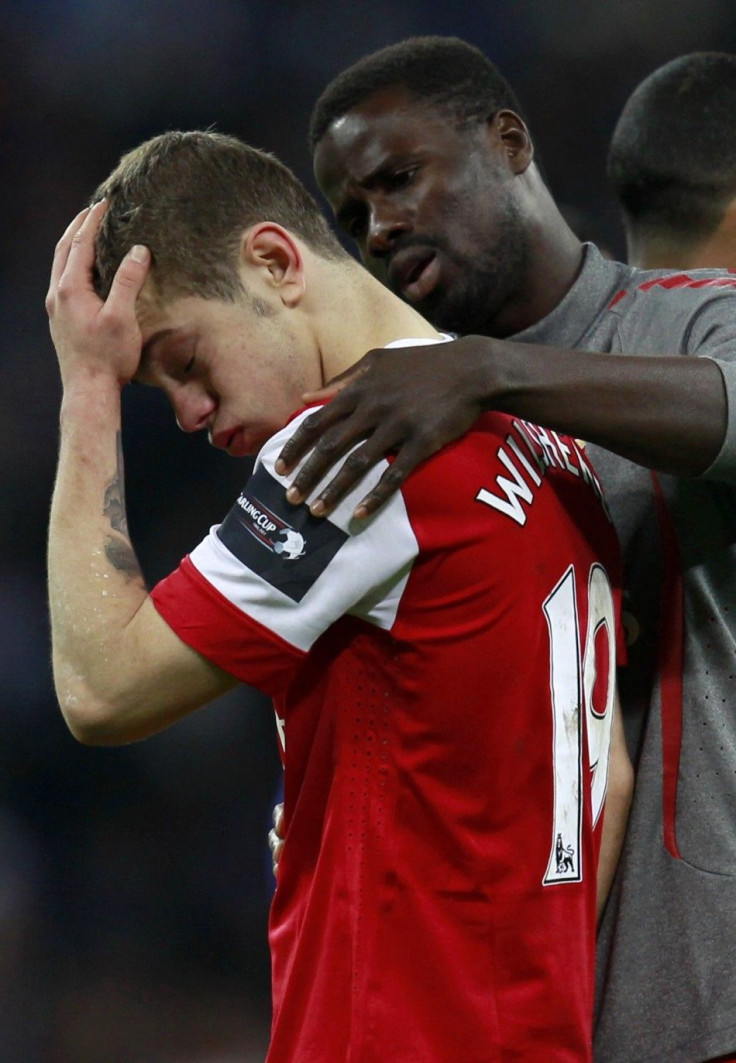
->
[151, 556, 306, 699]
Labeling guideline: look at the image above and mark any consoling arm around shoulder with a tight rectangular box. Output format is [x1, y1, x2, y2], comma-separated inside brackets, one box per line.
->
[277, 336, 728, 519]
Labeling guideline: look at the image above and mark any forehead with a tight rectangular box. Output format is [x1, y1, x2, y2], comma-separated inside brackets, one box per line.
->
[135, 282, 205, 373]
[135, 280, 173, 338]
[313, 87, 462, 196]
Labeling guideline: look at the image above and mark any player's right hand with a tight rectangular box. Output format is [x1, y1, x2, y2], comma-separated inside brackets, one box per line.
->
[46, 200, 151, 390]
[268, 802, 285, 877]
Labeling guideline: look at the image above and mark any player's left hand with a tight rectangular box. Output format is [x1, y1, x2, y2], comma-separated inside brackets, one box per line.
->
[46, 200, 151, 389]
[275, 339, 484, 518]
[268, 802, 285, 878]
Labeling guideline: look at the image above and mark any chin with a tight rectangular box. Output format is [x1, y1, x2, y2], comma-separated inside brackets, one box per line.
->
[415, 293, 466, 335]
[431, 288, 503, 337]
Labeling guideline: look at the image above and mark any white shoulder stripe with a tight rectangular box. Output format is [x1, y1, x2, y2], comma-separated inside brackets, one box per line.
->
[188, 410, 419, 653]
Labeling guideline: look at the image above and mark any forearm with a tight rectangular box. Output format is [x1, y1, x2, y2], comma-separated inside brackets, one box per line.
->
[596, 702, 634, 921]
[474, 339, 727, 477]
[50, 379, 238, 745]
[48, 377, 149, 737]
[47, 209, 236, 744]
[596, 781, 632, 922]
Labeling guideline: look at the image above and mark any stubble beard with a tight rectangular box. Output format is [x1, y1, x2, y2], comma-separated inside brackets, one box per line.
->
[416, 201, 532, 338]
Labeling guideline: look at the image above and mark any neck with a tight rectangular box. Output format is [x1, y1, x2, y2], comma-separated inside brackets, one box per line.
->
[311, 257, 442, 381]
[480, 167, 585, 338]
[627, 199, 736, 271]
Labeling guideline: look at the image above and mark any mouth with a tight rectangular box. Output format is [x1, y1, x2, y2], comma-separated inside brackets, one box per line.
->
[211, 427, 251, 457]
[388, 248, 441, 303]
[212, 425, 274, 457]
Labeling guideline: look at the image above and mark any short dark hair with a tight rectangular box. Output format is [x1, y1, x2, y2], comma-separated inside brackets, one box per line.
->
[608, 52, 736, 243]
[93, 130, 347, 302]
[309, 36, 525, 152]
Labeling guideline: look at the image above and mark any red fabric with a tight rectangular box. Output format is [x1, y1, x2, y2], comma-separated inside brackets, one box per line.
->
[609, 271, 736, 311]
[154, 412, 624, 1062]
[650, 472, 684, 859]
[639, 273, 736, 291]
[152, 556, 305, 698]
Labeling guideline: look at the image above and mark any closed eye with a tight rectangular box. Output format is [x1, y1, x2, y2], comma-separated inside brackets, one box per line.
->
[180, 342, 197, 377]
[386, 167, 419, 189]
[346, 214, 367, 239]
[337, 206, 368, 239]
[337, 166, 420, 238]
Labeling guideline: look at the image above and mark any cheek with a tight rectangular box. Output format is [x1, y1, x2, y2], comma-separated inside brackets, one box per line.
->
[239, 358, 300, 421]
[362, 255, 387, 280]
[421, 176, 481, 234]
[431, 203, 486, 265]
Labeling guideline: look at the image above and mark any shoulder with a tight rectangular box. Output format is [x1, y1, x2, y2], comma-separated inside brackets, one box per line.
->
[609, 265, 736, 316]
[603, 265, 736, 353]
[257, 406, 395, 528]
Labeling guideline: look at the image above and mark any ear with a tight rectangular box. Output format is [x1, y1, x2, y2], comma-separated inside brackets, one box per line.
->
[240, 223, 306, 308]
[488, 110, 534, 175]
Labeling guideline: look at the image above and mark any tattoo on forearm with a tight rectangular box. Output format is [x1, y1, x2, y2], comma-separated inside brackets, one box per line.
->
[103, 432, 142, 581]
[103, 432, 130, 537]
[104, 535, 141, 579]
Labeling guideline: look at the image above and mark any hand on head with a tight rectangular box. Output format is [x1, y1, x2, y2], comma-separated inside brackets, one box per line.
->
[46, 201, 151, 389]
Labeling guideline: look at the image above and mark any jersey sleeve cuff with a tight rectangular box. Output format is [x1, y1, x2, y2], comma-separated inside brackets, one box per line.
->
[151, 556, 306, 698]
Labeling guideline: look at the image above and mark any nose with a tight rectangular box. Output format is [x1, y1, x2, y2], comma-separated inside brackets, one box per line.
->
[173, 387, 216, 433]
[365, 205, 410, 260]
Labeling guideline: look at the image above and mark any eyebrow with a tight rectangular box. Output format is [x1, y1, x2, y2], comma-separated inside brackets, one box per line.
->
[139, 328, 176, 371]
[132, 327, 179, 386]
[334, 152, 423, 219]
[332, 164, 391, 227]
[360, 150, 423, 185]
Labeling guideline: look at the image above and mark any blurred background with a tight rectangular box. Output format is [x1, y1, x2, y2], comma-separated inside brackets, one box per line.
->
[2, 1, 736, 1059]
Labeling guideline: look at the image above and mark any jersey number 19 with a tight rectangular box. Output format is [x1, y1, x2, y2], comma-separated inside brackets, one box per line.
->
[542, 563, 616, 885]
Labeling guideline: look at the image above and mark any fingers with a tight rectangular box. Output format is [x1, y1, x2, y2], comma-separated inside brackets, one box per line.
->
[277, 392, 409, 517]
[283, 418, 382, 512]
[61, 200, 108, 289]
[268, 829, 283, 877]
[275, 395, 359, 479]
[103, 244, 151, 320]
[276, 353, 381, 476]
[300, 361, 368, 404]
[47, 205, 93, 306]
[47, 202, 152, 387]
[352, 446, 424, 518]
[305, 431, 436, 519]
[269, 803, 285, 878]
[47, 201, 109, 317]
[300, 427, 402, 517]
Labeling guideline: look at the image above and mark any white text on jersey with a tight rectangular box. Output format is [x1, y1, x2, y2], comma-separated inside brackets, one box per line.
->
[475, 420, 610, 525]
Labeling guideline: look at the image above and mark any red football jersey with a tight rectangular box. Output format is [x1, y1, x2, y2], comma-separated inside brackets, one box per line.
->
[152, 407, 623, 1062]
